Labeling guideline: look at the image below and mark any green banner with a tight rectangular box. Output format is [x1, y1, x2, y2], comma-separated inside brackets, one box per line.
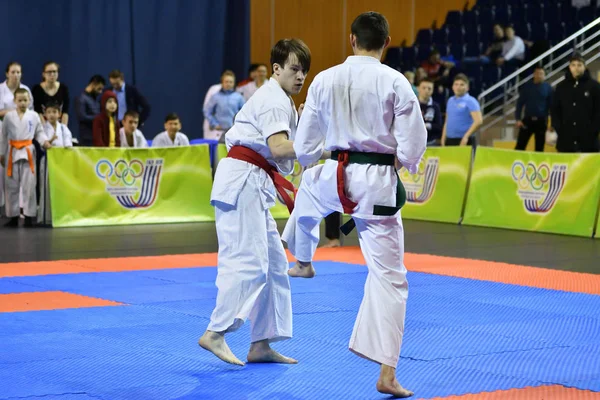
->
[463, 147, 600, 237]
[398, 146, 472, 223]
[596, 204, 600, 238]
[48, 146, 214, 227]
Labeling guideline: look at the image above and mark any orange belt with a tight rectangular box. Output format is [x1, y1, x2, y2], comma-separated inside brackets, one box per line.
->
[7, 139, 34, 177]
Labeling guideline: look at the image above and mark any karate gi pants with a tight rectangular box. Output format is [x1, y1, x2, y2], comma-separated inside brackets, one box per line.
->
[208, 174, 293, 344]
[5, 159, 37, 218]
[282, 177, 409, 368]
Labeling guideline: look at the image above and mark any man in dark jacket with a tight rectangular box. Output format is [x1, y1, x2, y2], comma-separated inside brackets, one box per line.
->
[418, 78, 443, 145]
[108, 70, 151, 126]
[75, 75, 106, 146]
[551, 53, 600, 153]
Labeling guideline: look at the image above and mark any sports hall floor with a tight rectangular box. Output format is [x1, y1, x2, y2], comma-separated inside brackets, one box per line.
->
[1, 218, 599, 399]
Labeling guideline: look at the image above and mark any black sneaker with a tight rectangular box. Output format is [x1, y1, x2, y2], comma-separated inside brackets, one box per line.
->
[24, 217, 35, 228]
[4, 217, 19, 227]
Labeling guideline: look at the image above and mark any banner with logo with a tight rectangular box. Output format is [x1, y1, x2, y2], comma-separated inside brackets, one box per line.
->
[463, 147, 600, 237]
[398, 146, 472, 223]
[47, 146, 214, 227]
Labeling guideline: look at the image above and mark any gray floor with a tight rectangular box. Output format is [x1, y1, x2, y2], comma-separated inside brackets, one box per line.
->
[0, 217, 597, 274]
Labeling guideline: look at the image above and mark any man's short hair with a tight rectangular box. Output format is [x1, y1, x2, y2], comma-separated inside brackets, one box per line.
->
[14, 88, 29, 98]
[248, 64, 260, 74]
[165, 113, 180, 123]
[124, 110, 139, 120]
[45, 101, 61, 112]
[88, 74, 106, 86]
[570, 52, 585, 64]
[109, 69, 124, 80]
[270, 39, 311, 74]
[418, 77, 434, 85]
[453, 74, 470, 85]
[351, 12, 390, 51]
[221, 70, 236, 80]
[534, 64, 546, 72]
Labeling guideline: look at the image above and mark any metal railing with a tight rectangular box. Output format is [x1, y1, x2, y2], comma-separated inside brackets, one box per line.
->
[477, 17, 600, 140]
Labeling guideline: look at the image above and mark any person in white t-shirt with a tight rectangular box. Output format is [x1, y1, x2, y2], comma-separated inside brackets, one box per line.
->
[152, 114, 190, 147]
[120, 111, 148, 148]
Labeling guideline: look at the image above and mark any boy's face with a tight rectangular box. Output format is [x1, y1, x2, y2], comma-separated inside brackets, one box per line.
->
[123, 116, 139, 134]
[452, 80, 468, 96]
[106, 98, 118, 113]
[273, 53, 306, 96]
[222, 76, 235, 91]
[45, 108, 60, 123]
[165, 119, 181, 134]
[14, 93, 30, 111]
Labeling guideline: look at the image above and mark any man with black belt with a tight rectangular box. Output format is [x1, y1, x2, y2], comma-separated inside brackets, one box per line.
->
[515, 65, 552, 152]
[551, 53, 600, 153]
[282, 12, 427, 398]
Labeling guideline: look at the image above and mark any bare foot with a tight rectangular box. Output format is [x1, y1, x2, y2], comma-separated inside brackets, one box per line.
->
[321, 239, 341, 248]
[288, 261, 316, 278]
[247, 341, 298, 364]
[198, 330, 245, 366]
[377, 365, 413, 398]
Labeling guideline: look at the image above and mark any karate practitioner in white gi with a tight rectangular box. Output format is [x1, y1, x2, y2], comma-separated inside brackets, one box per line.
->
[282, 12, 427, 397]
[152, 114, 190, 147]
[199, 39, 313, 366]
[120, 111, 148, 148]
[0, 88, 52, 227]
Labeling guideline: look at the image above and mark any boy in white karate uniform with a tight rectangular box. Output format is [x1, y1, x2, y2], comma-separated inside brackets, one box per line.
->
[199, 39, 314, 366]
[120, 111, 148, 148]
[38, 102, 72, 225]
[0, 89, 52, 227]
[282, 13, 427, 398]
[152, 114, 189, 147]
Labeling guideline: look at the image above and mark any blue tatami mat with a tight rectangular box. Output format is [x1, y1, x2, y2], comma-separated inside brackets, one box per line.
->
[1, 261, 600, 399]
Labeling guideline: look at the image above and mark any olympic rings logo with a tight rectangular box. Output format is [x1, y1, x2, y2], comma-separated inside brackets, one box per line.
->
[96, 159, 144, 186]
[400, 159, 427, 183]
[511, 161, 550, 191]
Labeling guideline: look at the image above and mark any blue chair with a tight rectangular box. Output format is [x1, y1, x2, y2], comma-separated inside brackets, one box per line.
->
[147, 140, 152, 147]
[433, 29, 448, 47]
[416, 29, 433, 46]
[445, 11, 462, 27]
[384, 47, 402, 70]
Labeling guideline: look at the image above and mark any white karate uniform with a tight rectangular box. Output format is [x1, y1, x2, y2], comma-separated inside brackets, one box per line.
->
[237, 80, 260, 102]
[0, 82, 34, 112]
[151, 131, 190, 147]
[0, 120, 4, 212]
[281, 56, 427, 367]
[119, 128, 148, 148]
[38, 122, 73, 224]
[0, 110, 48, 218]
[203, 83, 222, 140]
[208, 77, 298, 343]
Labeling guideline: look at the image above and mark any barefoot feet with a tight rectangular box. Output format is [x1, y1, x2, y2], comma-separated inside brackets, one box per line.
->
[199, 330, 245, 366]
[247, 340, 298, 364]
[377, 365, 413, 398]
[288, 261, 316, 278]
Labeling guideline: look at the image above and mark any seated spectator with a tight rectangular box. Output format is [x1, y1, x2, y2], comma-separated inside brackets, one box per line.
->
[404, 71, 418, 96]
[92, 91, 120, 147]
[463, 24, 505, 64]
[75, 75, 105, 146]
[421, 50, 454, 81]
[119, 110, 147, 148]
[237, 64, 268, 101]
[32, 62, 70, 125]
[152, 113, 190, 147]
[442, 74, 482, 147]
[418, 78, 443, 146]
[496, 25, 526, 66]
[203, 70, 245, 141]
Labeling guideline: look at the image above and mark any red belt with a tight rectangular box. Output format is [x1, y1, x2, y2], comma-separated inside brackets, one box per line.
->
[227, 145, 296, 213]
[335, 151, 358, 214]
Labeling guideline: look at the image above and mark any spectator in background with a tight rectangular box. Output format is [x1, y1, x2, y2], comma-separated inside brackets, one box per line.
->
[203, 82, 222, 139]
[551, 53, 600, 153]
[93, 91, 120, 147]
[442, 74, 482, 146]
[418, 78, 443, 146]
[515, 66, 553, 152]
[108, 70, 150, 125]
[32, 62, 70, 125]
[237, 64, 268, 101]
[38, 101, 73, 226]
[237, 63, 260, 88]
[463, 24, 505, 65]
[495, 25, 526, 67]
[152, 113, 190, 147]
[119, 110, 148, 148]
[76, 75, 105, 146]
[0, 62, 33, 118]
[421, 50, 454, 82]
[404, 71, 418, 96]
[204, 70, 245, 141]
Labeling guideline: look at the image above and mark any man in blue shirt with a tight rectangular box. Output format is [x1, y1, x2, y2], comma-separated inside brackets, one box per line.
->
[515, 66, 552, 152]
[203, 70, 245, 142]
[442, 74, 482, 146]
